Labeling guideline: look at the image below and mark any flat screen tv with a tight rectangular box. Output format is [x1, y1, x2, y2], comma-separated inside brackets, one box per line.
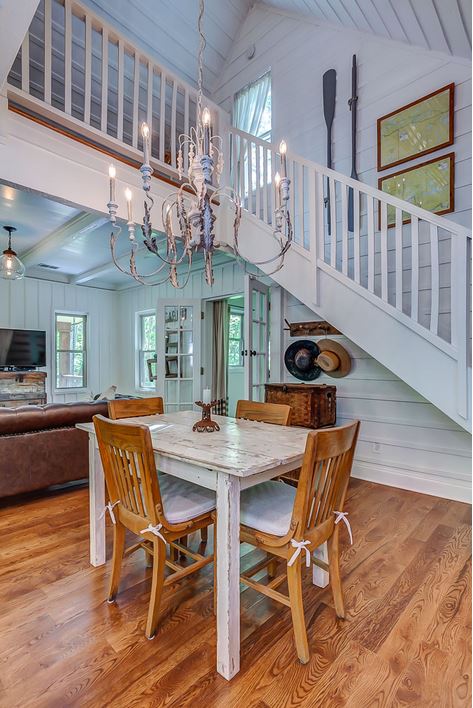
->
[0, 328, 46, 368]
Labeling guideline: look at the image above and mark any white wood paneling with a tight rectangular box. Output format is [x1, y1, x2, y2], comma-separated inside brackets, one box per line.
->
[260, 0, 471, 58]
[0, 276, 119, 403]
[282, 292, 471, 502]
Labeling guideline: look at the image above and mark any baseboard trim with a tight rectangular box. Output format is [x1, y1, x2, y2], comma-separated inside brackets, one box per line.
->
[352, 460, 472, 504]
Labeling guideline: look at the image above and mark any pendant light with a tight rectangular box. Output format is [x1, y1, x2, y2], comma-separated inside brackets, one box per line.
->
[0, 226, 25, 281]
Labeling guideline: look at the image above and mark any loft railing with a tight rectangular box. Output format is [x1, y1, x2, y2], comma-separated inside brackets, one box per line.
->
[228, 126, 471, 360]
[7, 0, 225, 177]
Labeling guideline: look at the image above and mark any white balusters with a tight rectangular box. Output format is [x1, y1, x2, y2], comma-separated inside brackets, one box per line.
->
[100, 27, 108, 133]
[315, 170, 325, 258]
[353, 188, 360, 284]
[247, 139, 253, 214]
[329, 177, 336, 267]
[255, 143, 261, 220]
[367, 196, 375, 293]
[341, 182, 348, 276]
[64, 0, 72, 115]
[170, 81, 177, 167]
[308, 169, 316, 255]
[132, 53, 139, 148]
[430, 224, 439, 335]
[411, 216, 419, 323]
[84, 13, 92, 124]
[380, 201, 388, 302]
[297, 162, 304, 249]
[183, 89, 189, 173]
[262, 146, 268, 224]
[159, 71, 166, 162]
[44, 0, 52, 104]
[395, 208, 403, 310]
[451, 234, 468, 419]
[146, 60, 153, 144]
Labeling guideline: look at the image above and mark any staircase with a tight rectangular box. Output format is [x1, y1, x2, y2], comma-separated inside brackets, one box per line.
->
[4, 0, 471, 432]
[223, 128, 471, 432]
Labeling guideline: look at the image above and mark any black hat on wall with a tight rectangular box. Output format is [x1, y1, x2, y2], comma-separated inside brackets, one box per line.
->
[284, 340, 322, 381]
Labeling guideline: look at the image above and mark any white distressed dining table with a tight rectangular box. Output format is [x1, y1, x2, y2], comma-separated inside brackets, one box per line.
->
[77, 410, 329, 680]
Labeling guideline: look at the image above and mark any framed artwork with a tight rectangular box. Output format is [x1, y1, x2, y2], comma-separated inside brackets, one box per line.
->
[378, 153, 455, 228]
[377, 84, 454, 171]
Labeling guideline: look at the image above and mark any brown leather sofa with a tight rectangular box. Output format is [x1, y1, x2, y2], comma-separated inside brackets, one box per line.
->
[0, 401, 109, 499]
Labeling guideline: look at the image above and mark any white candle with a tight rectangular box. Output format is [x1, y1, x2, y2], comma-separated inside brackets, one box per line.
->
[108, 164, 116, 202]
[202, 107, 211, 156]
[275, 171, 281, 209]
[142, 122, 150, 164]
[279, 140, 287, 178]
[202, 388, 211, 404]
[125, 188, 133, 222]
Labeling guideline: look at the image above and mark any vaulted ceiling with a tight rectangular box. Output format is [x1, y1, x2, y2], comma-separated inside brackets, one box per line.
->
[262, 0, 471, 59]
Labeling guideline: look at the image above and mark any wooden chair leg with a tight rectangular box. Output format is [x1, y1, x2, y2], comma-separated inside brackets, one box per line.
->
[287, 561, 309, 664]
[145, 540, 166, 640]
[108, 522, 126, 602]
[201, 526, 208, 543]
[268, 556, 277, 579]
[328, 529, 345, 619]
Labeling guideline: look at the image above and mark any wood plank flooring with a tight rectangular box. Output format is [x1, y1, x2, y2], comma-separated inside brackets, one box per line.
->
[0, 479, 470, 707]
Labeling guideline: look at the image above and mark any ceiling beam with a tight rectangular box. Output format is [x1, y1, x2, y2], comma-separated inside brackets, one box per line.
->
[21, 212, 102, 268]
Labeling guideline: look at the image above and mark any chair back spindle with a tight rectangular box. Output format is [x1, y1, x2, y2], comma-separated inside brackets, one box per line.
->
[293, 422, 360, 537]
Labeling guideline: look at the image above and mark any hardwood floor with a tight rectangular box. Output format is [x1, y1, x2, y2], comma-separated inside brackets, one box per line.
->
[0, 479, 470, 707]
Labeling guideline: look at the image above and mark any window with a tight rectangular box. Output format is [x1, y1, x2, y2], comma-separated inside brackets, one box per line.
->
[55, 313, 87, 389]
[233, 72, 271, 141]
[228, 309, 244, 367]
[137, 311, 156, 389]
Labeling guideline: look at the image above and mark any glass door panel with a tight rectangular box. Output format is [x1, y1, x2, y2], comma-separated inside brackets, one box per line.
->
[157, 300, 201, 411]
[244, 276, 270, 401]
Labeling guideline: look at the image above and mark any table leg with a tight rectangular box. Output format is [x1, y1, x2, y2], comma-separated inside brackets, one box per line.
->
[216, 472, 240, 680]
[312, 542, 329, 587]
[89, 435, 106, 567]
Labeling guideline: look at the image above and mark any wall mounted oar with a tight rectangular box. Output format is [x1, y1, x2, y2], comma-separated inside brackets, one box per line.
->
[323, 69, 336, 236]
[347, 55, 358, 232]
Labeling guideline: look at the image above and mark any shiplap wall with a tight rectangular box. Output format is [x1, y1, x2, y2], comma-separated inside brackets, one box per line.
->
[214, 6, 472, 342]
[214, 5, 471, 229]
[284, 291, 471, 502]
[0, 277, 119, 403]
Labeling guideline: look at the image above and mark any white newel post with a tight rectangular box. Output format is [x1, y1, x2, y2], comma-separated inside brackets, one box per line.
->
[89, 435, 106, 567]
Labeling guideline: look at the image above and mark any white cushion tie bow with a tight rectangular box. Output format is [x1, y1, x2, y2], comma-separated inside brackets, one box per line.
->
[100, 500, 120, 525]
[333, 510, 353, 545]
[140, 523, 166, 544]
[288, 539, 311, 567]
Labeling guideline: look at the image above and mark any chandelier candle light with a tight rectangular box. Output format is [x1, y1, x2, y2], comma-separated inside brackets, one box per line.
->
[106, 0, 292, 288]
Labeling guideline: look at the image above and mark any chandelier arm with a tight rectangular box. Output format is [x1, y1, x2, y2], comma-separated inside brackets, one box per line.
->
[110, 226, 173, 279]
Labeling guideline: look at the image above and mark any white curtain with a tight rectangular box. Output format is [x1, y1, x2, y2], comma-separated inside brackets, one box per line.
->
[211, 300, 229, 404]
[233, 72, 271, 138]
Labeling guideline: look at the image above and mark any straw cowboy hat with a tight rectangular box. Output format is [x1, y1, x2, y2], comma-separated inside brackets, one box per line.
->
[315, 339, 351, 378]
[284, 340, 321, 381]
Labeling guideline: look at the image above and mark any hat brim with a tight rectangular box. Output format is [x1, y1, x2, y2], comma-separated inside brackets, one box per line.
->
[317, 339, 351, 377]
[284, 340, 321, 381]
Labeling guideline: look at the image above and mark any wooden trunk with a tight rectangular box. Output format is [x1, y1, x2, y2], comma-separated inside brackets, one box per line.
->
[264, 383, 336, 428]
[0, 371, 47, 407]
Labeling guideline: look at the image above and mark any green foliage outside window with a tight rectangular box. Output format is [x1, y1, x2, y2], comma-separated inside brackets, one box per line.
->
[228, 311, 243, 367]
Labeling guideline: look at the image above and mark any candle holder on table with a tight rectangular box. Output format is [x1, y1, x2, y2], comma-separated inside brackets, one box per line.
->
[193, 401, 220, 433]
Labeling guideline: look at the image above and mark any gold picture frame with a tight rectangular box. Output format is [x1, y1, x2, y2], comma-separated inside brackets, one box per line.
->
[378, 153, 455, 228]
[377, 84, 454, 171]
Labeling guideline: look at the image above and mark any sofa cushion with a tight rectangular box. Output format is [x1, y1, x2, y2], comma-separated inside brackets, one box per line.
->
[0, 401, 109, 436]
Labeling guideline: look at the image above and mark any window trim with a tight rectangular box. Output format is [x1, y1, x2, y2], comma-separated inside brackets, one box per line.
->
[54, 310, 88, 392]
[135, 309, 157, 391]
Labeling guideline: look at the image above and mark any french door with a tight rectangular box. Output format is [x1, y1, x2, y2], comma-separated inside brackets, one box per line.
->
[156, 299, 201, 412]
[244, 275, 270, 401]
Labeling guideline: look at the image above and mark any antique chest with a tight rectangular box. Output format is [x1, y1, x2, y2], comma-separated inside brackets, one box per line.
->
[264, 383, 336, 428]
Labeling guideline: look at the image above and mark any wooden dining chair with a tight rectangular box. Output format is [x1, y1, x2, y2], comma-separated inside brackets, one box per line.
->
[236, 400, 292, 426]
[93, 414, 216, 640]
[238, 421, 360, 663]
[108, 397, 164, 420]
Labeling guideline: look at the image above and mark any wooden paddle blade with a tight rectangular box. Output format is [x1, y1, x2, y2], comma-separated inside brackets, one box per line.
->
[323, 69, 336, 128]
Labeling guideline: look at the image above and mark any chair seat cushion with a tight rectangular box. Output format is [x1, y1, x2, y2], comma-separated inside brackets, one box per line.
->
[240, 480, 297, 536]
[159, 474, 216, 524]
